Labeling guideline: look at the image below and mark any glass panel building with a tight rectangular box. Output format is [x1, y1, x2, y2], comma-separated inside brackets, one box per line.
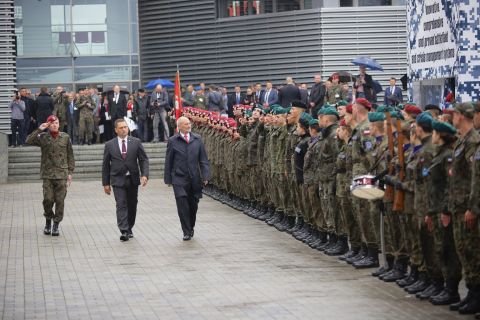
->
[14, 0, 139, 93]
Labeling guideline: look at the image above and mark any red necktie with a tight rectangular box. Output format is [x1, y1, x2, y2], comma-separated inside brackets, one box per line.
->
[184, 134, 189, 144]
[121, 139, 126, 159]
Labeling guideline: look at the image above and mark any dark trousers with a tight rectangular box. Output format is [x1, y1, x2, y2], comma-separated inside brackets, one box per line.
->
[112, 176, 139, 233]
[11, 119, 25, 146]
[137, 119, 149, 142]
[174, 183, 199, 236]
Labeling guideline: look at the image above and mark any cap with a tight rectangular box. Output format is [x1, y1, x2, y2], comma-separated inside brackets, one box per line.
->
[355, 98, 372, 110]
[368, 112, 386, 123]
[404, 104, 422, 115]
[291, 100, 307, 109]
[454, 102, 475, 119]
[47, 115, 58, 123]
[416, 111, 433, 129]
[432, 119, 456, 135]
[425, 104, 442, 114]
[346, 104, 353, 114]
[337, 100, 348, 107]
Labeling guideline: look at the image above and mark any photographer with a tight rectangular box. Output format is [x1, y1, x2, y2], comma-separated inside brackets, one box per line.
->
[9, 91, 26, 147]
[149, 84, 170, 142]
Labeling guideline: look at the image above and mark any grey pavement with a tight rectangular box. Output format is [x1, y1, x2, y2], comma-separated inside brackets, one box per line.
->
[0, 180, 470, 320]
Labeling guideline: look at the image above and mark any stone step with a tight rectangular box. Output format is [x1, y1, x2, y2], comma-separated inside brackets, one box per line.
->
[9, 153, 165, 163]
[9, 164, 165, 176]
[8, 144, 166, 157]
[7, 171, 164, 183]
[9, 159, 165, 169]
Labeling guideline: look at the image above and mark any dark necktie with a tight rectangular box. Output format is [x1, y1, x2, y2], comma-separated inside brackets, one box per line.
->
[184, 134, 189, 144]
[121, 139, 126, 159]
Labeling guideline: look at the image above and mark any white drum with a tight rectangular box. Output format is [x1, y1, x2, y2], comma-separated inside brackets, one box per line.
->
[350, 175, 384, 200]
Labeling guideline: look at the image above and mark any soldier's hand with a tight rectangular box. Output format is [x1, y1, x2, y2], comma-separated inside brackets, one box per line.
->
[141, 176, 148, 187]
[424, 215, 433, 233]
[103, 185, 111, 195]
[39, 122, 50, 130]
[67, 175, 72, 187]
[441, 213, 451, 228]
[464, 210, 477, 230]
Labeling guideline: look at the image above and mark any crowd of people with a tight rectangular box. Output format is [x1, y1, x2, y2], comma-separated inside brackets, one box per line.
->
[179, 91, 480, 317]
[10, 66, 397, 147]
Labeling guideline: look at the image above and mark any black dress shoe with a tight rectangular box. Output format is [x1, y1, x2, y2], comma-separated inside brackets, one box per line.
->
[120, 232, 129, 241]
[183, 235, 192, 241]
[44, 219, 52, 235]
[127, 232, 134, 238]
[51, 222, 60, 236]
[190, 230, 194, 238]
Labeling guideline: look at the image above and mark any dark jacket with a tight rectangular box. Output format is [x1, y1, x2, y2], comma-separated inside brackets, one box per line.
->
[149, 90, 169, 114]
[134, 95, 150, 121]
[164, 132, 211, 198]
[206, 90, 223, 112]
[108, 93, 128, 120]
[21, 96, 35, 120]
[102, 136, 149, 187]
[294, 135, 310, 184]
[35, 93, 54, 125]
[278, 84, 301, 107]
[309, 82, 326, 115]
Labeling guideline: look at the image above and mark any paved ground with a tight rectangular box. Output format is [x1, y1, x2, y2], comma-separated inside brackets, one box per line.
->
[0, 180, 470, 320]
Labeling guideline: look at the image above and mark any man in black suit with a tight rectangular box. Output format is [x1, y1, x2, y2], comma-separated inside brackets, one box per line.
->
[278, 77, 301, 107]
[254, 82, 265, 105]
[164, 116, 211, 241]
[228, 85, 245, 117]
[102, 118, 149, 241]
[107, 85, 127, 136]
[309, 74, 326, 117]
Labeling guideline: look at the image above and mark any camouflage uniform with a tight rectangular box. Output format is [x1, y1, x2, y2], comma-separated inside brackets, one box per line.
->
[52, 92, 68, 132]
[303, 135, 322, 228]
[26, 128, 75, 223]
[77, 95, 95, 144]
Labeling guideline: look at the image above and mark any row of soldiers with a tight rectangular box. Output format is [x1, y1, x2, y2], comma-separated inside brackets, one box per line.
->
[52, 87, 98, 145]
[183, 98, 480, 317]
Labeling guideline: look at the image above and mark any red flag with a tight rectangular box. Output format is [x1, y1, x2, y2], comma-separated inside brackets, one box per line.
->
[174, 69, 182, 121]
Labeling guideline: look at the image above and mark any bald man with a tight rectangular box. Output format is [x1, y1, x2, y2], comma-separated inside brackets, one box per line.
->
[164, 117, 211, 240]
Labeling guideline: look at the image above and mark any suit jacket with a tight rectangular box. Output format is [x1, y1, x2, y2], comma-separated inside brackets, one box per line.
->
[164, 133, 211, 198]
[254, 89, 265, 104]
[262, 89, 278, 106]
[384, 86, 403, 106]
[108, 93, 127, 120]
[309, 82, 326, 108]
[300, 88, 309, 106]
[278, 84, 301, 107]
[102, 136, 149, 187]
[228, 92, 246, 117]
[149, 90, 169, 114]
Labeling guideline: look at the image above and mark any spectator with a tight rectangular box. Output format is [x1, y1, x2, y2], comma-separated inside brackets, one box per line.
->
[35, 87, 54, 126]
[108, 85, 128, 137]
[262, 81, 278, 107]
[278, 77, 301, 107]
[19, 87, 35, 136]
[67, 92, 79, 144]
[134, 89, 150, 142]
[220, 87, 229, 114]
[299, 83, 309, 106]
[193, 88, 207, 110]
[9, 91, 26, 147]
[384, 77, 403, 106]
[242, 87, 255, 106]
[353, 65, 375, 103]
[206, 85, 223, 112]
[183, 85, 195, 107]
[309, 74, 326, 116]
[100, 95, 113, 142]
[150, 84, 170, 142]
[254, 82, 265, 105]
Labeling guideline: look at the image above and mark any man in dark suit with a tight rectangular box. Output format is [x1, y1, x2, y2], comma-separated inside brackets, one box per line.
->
[107, 85, 127, 136]
[164, 116, 211, 241]
[102, 118, 149, 241]
[384, 77, 403, 106]
[262, 81, 278, 107]
[228, 85, 245, 117]
[309, 74, 326, 117]
[278, 77, 301, 107]
[254, 83, 265, 105]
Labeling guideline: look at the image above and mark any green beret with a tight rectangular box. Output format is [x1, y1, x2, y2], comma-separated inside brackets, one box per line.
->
[337, 100, 348, 107]
[376, 105, 394, 113]
[309, 119, 319, 126]
[390, 111, 404, 120]
[432, 120, 457, 135]
[368, 112, 386, 123]
[416, 111, 433, 128]
[272, 107, 287, 115]
[300, 112, 313, 122]
[318, 106, 339, 118]
[454, 102, 475, 119]
[396, 104, 404, 110]
[244, 109, 253, 117]
[321, 103, 335, 109]
[298, 117, 310, 129]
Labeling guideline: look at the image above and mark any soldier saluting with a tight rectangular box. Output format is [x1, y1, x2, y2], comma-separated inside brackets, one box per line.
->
[26, 115, 75, 236]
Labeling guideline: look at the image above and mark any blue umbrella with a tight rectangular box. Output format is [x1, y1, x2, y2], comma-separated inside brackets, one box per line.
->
[351, 56, 384, 71]
[145, 78, 175, 89]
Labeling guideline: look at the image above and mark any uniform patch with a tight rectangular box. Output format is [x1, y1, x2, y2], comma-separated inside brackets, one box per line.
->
[352, 136, 358, 141]
[454, 147, 463, 158]
[422, 167, 429, 177]
[447, 157, 453, 163]
[365, 141, 373, 150]
[295, 146, 301, 153]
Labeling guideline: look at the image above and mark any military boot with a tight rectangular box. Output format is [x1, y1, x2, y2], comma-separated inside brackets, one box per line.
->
[310, 231, 326, 248]
[459, 287, 480, 315]
[450, 289, 473, 311]
[346, 244, 367, 264]
[430, 282, 461, 305]
[397, 265, 419, 288]
[353, 247, 379, 269]
[416, 279, 444, 300]
[51, 222, 60, 236]
[382, 258, 408, 282]
[274, 213, 288, 230]
[278, 215, 295, 232]
[326, 235, 349, 256]
[293, 222, 309, 239]
[405, 272, 429, 294]
[43, 219, 52, 235]
[266, 210, 283, 226]
[339, 246, 360, 261]
[287, 216, 303, 234]
[322, 233, 338, 252]
[372, 254, 394, 277]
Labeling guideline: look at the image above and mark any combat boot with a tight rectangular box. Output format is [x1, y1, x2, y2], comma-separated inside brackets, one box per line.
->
[268, 210, 284, 226]
[430, 283, 460, 305]
[278, 215, 295, 232]
[51, 222, 60, 236]
[321, 233, 338, 252]
[309, 231, 325, 247]
[293, 223, 309, 239]
[397, 265, 419, 287]
[450, 289, 473, 311]
[353, 247, 379, 269]
[339, 246, 360, 261]
[405, 272, 429, 294]
[382, 258, 408, 282]
[326, 235, 349, 256]
[416, 279, 444, 300]
[346, 244, 367, 264]
[274, 213, 288, 230]
[287, 216, 303, 234]
[459, 287, 480, 315]
[372, 254, 394, 277]
[43, 219, 52, 235]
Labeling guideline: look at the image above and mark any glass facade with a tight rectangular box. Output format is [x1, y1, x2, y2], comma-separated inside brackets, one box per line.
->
[14, 0, 139, 92]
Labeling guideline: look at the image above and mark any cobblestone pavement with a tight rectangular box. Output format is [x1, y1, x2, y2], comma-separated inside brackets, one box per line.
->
[0, 180, 469, 320]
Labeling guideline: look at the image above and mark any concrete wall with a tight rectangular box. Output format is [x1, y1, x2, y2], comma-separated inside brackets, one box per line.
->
[0, 133, 8, 184]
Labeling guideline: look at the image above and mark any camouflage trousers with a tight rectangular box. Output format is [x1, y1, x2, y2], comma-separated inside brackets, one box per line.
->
[305, 184, 322, 228]
[78, 114, 94, 143]
[402, 214, 425, 271]
[42, 179, 68, 223]
[420, 219, 443, 281]
[319, 180, 337, 233]
[453, 212, 480, 287]
[432, 216, 462, 288]
[352, 197, 378, 249]
[383, 202, 403, 257]
[275, 173, 288, 212]
[337, 195, 362, 249]
[285, 175, 298, 216]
